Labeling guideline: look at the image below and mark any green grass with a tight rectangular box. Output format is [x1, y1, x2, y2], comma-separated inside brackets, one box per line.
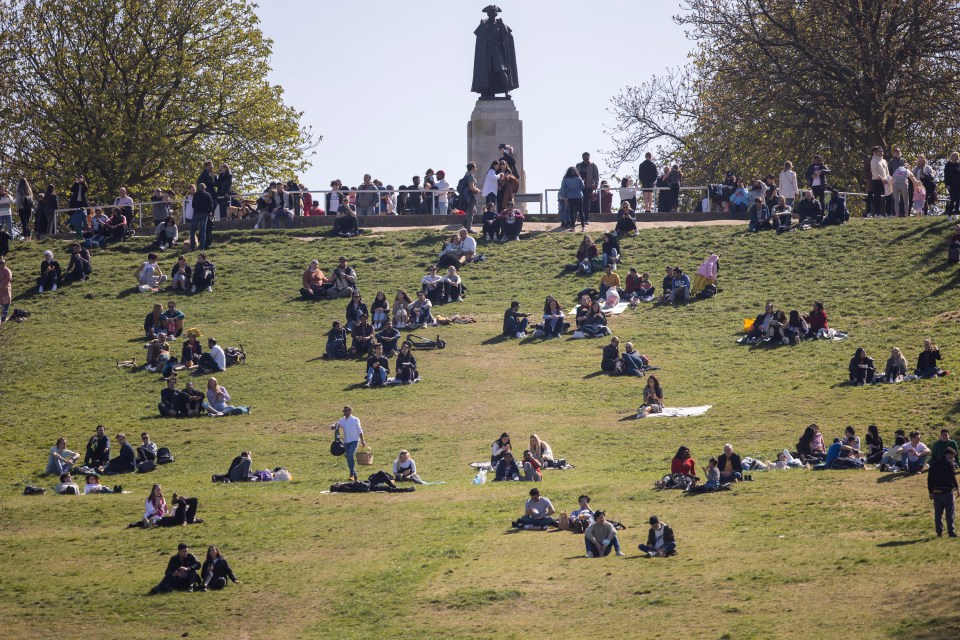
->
[1, 219, 960, 639]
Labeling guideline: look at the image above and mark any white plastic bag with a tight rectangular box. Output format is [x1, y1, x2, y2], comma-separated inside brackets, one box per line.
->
[472, 468, 487, 485]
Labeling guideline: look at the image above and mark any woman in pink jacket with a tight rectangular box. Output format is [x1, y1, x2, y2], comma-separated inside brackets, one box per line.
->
[0, 258, 11, 323]
[691, 254, 719, 296]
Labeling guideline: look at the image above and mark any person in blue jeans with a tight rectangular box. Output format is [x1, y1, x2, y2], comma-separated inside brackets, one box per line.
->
[503, 301, 529, 338]
[191, 183, 214, 251]
[638, 516, 677, 557]
[584, 511, 624, 557]
[331, 406, 366, 481]
[365, 344, 389, 387]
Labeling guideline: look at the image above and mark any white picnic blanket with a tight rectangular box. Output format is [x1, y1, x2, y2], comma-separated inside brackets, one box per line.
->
[638, 405, 712, 419]
[601, 301, 631, 315]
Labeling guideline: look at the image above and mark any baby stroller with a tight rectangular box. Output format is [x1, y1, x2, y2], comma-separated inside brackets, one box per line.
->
[405, 334, 446, 350]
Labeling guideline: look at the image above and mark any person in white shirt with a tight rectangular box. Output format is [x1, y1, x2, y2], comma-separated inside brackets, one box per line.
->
[392, 450, 423, 484]
[481, 161, 499, 206]
[434, 170, 452, 216]
[182, 185, 195, 245]
[46, 437, 80, 475]
[55, 472, 80, 495]
[0, 185, 13, 236]
[420, 265, 444, 303]
[900, 430, 930, 474]
[778, 161, 799, 206]
[331, 405, 366, 481]
[869, 146, 891, 217]
[456, 228, 477, 263]
[199, 337, 226, 373]
[442, 266, 463, 303]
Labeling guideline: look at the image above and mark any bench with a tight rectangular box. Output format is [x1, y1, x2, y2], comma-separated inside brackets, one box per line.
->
[513, 193, 543, 214]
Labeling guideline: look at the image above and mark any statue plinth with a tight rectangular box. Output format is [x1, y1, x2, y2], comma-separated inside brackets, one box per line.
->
[467, 98, 525, 197]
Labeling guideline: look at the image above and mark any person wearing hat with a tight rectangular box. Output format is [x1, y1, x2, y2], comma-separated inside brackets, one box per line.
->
[150, 543, 201, 594]
[638, 516, 676, 557]
[928, 446, 959, 537]
[471, 5, 519, 99]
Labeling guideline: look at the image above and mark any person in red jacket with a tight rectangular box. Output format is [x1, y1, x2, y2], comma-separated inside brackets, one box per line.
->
[670, 446, 698, 487]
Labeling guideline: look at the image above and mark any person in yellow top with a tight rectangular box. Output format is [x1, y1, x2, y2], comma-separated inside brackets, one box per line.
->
[599, 264, 620, 297]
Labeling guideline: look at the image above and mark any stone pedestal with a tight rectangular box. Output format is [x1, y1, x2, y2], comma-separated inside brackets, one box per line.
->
[467, 98, 525, 196]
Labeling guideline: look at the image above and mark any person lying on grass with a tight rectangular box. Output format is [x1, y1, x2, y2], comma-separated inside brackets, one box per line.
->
[585, 510, 625, 557]
[511, 487, 558, 530]
[55, 472, 80, 495]
[143, 484, 202, 527]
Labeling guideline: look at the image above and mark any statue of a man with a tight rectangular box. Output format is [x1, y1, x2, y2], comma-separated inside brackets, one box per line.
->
[471, 5, 519, 99]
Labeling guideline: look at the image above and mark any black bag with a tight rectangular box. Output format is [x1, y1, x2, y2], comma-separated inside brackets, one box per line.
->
[225, 345, 245, 366]
[23, 485, 46, 495]
[136, 460, 157, 473]
[698, 284, 717, 299]
[367, 470, 396, 489]
[22, 196, 34, 211]
[330, 429, 346, 456]
[60, 485, 78, 495]
[156, 447, 174, 464]
[330, 481, 369, 493]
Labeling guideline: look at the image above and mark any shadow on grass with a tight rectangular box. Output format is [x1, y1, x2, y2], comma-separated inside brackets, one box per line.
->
[876, 472, 913, 483]
[583, 370, 606, 379]
[115, 287, 142, 300]
[930, 268, 960, 297]
[876, 538, 927, 548]
[481, 335, 510, 346]
[619, 413, 639, 422]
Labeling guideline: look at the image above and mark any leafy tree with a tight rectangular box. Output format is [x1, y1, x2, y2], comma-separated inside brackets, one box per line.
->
[0, 0, 316, 201]
[607, 0, 960, 189]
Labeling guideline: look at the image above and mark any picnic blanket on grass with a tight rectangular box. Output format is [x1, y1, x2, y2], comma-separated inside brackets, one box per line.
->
[637, 405, 712, 419]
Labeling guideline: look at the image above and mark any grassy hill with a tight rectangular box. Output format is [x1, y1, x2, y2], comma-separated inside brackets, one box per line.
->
[0, 219, 958, 640]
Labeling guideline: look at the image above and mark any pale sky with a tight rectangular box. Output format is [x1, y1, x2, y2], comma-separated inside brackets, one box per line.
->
[256, 1, 691, 199]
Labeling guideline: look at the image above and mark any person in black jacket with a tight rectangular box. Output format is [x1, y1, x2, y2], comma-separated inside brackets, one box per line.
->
[365, 343, 389, 387]
[84, 425, 110, 468]
[928, 447, 959, 537]
[794, 190, 823, 224]
[191, 183, 214, 251]
[638, 152, 658, 212]
[103, 433, 136, 474]
[944, 152, 960, 218]
[915, 339, 945, 378]
[394, 342, 418, 383]
[821, 188, 848, 226]
[345, 293, 368, 331]
[159, 378, 183, 417]
[717, 444, 743, 483]
[638, 516, 676, 557]
[37, 250, 61, 292]
[214, 164, 232, 222]
[804, 155, 831, 206]
[849, 347, 876, 385]
[201, 546, 241, 591]
[601, 336, 621, 373]
[192, 253, 216, 293]
[150, 543, 201, 594]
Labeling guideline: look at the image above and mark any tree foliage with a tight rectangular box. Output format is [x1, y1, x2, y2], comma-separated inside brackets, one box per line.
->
[607, 0, 960, 188]
[0, 0, 316, 201]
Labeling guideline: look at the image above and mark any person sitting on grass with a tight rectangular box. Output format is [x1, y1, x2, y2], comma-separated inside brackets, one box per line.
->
[143, 332, 172, 372]
[180, 381, 205, 417]
[395, 342, 419, 383]
[528, 434, 554, 467]
[137, 432, 158, 464]
[794, 190, 823, 224]
[408, 291, 434, 328]
[328, 256, 357, 299]
[55, 472, 80, 495]
[159, 378, 184, 417]
[717, 444, 743, 483]
[324, 321, 348, 359]
[365, 343, 389, 388]
[350, 314, 375, 357]
[104, 207, 128, 242]
[498, 201, 524, 241]
[748, 197, 772, 232]
[816, 437, 860, 470]
[155, 216, 178, 251]
[46, 437, 80, 476]
[84, 473, 119, 494]
[393, 450, 424, 484]
[598, 264, 620, 298]
[512, 487, 558, 530]
[584, 510, 625, 557]
[900, 431, 930, 475]
[671, 446, 698, 487]
[300, 259, 329, 299]
[137, 253, 166, 291]
[420, 265, 444, 304]
[768, 311, 790, 345]
[103, 432, 136, 474]
[883, 347, 908, 383]
[639, 375, 664, 415]
[638, 516, 677, 557]
[481, 202, 500, 242]
[601, 233, 621, 269]
[376, 320, 401, 356]
[660, 266, 674, 303]
[930, 429, 960, 467]
[576, 235, 599, 274]
[601, 336, 623, 374]
[615, 201, 638, 237]
[143, 484, 202, 527]
[370, 290, 389, 329]
[149, 543, 200, 594]
[821, 188, 848, 225]
[144, 303, 165, 338]
[581, 301, 610, 338]
[345, 293, 368, 332]
[171, 255, 192, 292]
[181, 330, 203, 367]
[392, 290, 413, 329]
[442, 266, 465, 303]
[201, 546, 241, 591]
[84, 425, 110, 469]
[691, 254, 719, 297]
[785, 310, 809, 344]
[701, 458, 721, 490]
[915, 339, 947, 378]
[491, 432, 512, 466]
[849, 347, 876, 385]
[494, 451, 521, 481]
[521, 450, 542, 481]
[64, 243, 92, 283]
[332, 203, 359, 237]
[670, 267, 691, 305]
[573, 294, 592, 330]
[161, 300, 185, 338]
[503, 300, 529, 338]
[198, 337, 226, 373]
[37, 250, 61, 293]
[796, 425, 824, 465]
[541, 298, 565, 338]
[204, 377, 236, 416]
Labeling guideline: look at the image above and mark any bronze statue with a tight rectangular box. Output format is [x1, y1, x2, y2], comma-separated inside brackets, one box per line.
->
[471, 5, 519, 99]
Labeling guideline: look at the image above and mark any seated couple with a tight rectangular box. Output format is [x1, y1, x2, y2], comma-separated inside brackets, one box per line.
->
[876, 430, 930, 474]
[510, 488, 559, 530]
[436, 228, 477, 269]
[814, 437, 866, 470]
[149, 544, 240, 594]
[143, 484, 203, 527]
[301, 256, 357, 300]
[86, 431, 137, 475]
[144, 301, 185, 339]
[623, 268, 655, 306]
[480, 202, 525, 242]
[420, 265, 465, 304]
[747, 301, 829, 344]
[158, 377, 206, 417]
[573, 297, 611, 338]
[493, 450, 544, 482]
[364, 342, 419, 387]
[600, 336, 650, 376]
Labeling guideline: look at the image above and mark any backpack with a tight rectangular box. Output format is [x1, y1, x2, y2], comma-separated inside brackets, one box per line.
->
[330, 429, 346, 456]
[156, 447, 174, 464]
[256, 469, 273, 482]
[23, 485, 46, 495]
[225, 345, 245, 365]
[454, 176, 471, 210]
[698, 284, 718, 299]
[60, 485, 78, 495]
